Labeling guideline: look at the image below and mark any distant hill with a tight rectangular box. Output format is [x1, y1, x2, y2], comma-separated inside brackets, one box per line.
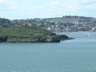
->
[0, 26, 69, 43]
[0, 16, 96, 32]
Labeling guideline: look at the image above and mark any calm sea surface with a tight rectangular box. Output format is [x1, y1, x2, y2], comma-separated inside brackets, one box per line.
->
[0, 32, 96, 72]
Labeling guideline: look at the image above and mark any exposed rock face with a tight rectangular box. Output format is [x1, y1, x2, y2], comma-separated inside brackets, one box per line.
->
[0, 35, 60, 43]
[45, 35, 60, 42]
[51, 35, 60, 42]
[0, 35, 73, 43]
[0, 37, 8, 42]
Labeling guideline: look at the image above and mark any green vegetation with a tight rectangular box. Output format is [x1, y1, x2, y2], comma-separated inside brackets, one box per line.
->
[0, 26, 64, 42]
[0, 26, 54, 37]
[0, 18, 12, 27]
[58, 35, 68, 38]
[0, 16, 96, 32]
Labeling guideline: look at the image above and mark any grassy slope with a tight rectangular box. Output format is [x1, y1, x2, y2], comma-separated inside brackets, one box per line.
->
[0, 26, 69, 43]
[0, 26, 56, 40]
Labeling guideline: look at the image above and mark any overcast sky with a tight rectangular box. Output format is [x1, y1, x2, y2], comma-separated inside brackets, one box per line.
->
[0, 0, 96, 19]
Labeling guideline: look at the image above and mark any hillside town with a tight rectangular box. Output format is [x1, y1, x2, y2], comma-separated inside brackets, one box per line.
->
[0, 16, 96, 32]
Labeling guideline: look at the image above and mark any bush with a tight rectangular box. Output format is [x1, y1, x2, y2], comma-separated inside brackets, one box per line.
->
[58, 35, 68, 38]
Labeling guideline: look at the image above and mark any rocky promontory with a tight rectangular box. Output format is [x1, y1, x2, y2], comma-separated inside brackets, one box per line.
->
[0, 26, 71, 43]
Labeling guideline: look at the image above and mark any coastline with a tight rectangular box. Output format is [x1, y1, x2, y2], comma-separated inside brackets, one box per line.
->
[60, 37, 74, 41]
[0, 38, 74, 43]
[0, 26, 73, 43]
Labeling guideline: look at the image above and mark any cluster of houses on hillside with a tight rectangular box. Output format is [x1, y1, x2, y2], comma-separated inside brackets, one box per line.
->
[22, 16, 96, 32]
[1, 16, 96, 32]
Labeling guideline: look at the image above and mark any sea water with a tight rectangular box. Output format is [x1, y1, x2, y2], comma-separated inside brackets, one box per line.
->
[0, 32, 96, 72]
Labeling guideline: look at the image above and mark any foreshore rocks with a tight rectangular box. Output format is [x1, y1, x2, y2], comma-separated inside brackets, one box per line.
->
[0, 35, 72, 43]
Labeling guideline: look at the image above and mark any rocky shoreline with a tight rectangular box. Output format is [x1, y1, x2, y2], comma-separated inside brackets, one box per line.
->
[0, 26, 72, 43]
[0, 37, 73, 43]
